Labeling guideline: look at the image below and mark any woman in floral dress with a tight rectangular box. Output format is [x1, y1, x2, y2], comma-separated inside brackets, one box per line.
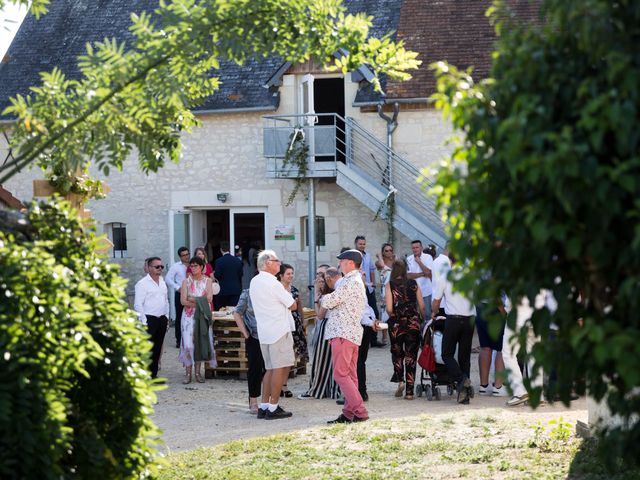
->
[179, 256, 216, 384]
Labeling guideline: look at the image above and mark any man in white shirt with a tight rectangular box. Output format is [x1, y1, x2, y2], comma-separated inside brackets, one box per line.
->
[249, 249, 297, 420]
[406, 239, 434, 321]
[431, 244, 451, 314]
[354, 236, 381, 349]
[165, 246, 190, 348]
[431, 253, 476, 405]
[134, 256, 170, 378]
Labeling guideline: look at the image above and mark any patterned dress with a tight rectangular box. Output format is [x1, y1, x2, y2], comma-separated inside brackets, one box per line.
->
[388, 279, 421, 396]
[290, 286, 309, 365]
[178, 277, 216, 368]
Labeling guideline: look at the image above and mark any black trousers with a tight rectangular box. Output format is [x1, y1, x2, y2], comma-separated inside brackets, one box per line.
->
[174, 291, 183, 346]
[357, 326, 373, 395]
[246, 335, 266, 398]
[442, 314, 475, 385]
[146, 314, 168, 378]
[216, 293, 240, 310]
[365, 288, 380, 346]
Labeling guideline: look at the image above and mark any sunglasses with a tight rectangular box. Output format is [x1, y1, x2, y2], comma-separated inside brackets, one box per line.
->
[151, 265, 164, 270]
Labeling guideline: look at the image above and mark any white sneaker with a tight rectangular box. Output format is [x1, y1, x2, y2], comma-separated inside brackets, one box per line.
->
[506, 393, 529, 406]
[478, 384, 491, 395]
[491, 384, 508, 397]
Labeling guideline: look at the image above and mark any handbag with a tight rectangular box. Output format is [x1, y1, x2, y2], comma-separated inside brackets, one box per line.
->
[211, 280, 221, 295]
[418, 343, 436, 372]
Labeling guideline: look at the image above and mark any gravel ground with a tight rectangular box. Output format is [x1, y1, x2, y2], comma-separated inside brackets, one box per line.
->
[152, 328, 587, 454]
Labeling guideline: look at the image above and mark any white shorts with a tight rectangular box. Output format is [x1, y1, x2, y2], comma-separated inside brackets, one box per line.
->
[260, 332, 295, 369]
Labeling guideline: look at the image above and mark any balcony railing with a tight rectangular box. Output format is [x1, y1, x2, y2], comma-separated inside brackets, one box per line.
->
[263, 113, 345, 178]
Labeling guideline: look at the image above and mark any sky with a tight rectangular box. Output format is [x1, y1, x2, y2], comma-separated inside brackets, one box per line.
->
[0, 2, 28, 59]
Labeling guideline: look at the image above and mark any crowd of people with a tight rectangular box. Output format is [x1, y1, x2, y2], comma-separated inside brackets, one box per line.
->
[133, 235, 553, 424]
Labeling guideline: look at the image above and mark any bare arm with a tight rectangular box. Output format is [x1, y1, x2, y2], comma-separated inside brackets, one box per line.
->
[297, 299, 305, 326]
[415, 284, 425, 320]
[205, 278, 214, 304]
[408, 256, 432, 280]
[431, 297, 442, 318]
[180, 279, 196, 308]
[385, 282, 393, 316]
[232, 311, 250, 339]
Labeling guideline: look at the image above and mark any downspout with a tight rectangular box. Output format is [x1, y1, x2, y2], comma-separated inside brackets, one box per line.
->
[377, 102, 399, 244]
[307, 178, 316, 308]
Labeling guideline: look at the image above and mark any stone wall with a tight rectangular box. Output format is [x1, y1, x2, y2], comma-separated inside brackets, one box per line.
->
[1, 75, 451, 307]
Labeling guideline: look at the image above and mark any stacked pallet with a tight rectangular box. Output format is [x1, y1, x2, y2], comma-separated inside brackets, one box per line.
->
[208, 309, 248, 378]
[205, 307, 317, 378]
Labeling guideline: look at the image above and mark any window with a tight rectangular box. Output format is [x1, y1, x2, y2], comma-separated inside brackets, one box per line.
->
[105, 222, 128, 258]
[302, 216, 325, 248]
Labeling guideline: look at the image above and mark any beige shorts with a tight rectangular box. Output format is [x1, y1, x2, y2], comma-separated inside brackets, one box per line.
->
[260, 332, 295, 370]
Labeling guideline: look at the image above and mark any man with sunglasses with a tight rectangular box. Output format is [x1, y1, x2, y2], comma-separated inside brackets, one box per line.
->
[250, 250, 297, 420]
[134, 256, 170, 378]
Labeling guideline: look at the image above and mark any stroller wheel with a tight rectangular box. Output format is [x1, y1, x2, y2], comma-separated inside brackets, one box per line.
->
[468, 385, 475, 399]
[435, 387, 442, 401]
[416, 385, 422, 397]
[447, 384, 454, 396]
[426, 387, 433, 401]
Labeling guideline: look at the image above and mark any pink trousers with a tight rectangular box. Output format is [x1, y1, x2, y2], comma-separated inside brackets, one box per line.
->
[330, 337, 369, 420]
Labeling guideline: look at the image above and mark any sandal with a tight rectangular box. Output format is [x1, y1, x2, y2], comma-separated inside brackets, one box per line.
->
[405, 394, 414, 400]
[182, 373, 192, 385]
[395, 381, 405, 398]
[195, 373, 205, 383]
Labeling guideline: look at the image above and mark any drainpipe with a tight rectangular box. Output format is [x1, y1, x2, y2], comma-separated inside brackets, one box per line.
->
[307, 177, 316, 308]
[377, 102, 399, 243]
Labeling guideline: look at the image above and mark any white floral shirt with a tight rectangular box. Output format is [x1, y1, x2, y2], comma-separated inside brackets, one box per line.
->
[321, 270, 366, 346]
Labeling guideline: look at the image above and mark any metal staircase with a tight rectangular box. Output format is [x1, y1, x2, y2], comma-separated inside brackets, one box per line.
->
[263, 113, 446, 247]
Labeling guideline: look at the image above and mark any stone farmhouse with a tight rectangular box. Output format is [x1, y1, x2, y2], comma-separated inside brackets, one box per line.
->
[0, 0, 539, 304]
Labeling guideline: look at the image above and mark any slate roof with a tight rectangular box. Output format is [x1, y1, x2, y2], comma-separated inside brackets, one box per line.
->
[0, 0, 539, 117]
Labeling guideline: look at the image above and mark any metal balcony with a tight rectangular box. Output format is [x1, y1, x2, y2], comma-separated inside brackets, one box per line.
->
[263, 113, 343, 178]
[262, 113, 446, 247]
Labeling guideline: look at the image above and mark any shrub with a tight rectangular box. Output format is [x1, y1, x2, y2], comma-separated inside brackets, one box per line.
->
[431, 0, 640, 466]
[0, 199, 161, 478]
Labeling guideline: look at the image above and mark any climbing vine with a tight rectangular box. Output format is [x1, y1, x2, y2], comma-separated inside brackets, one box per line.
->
[373, 185, 396, 244]
[282, 127, 309, 206]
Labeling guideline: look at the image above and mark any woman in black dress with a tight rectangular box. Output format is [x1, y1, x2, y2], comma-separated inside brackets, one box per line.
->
[385, 258, 425, 400]
[277, 263, 309, 397]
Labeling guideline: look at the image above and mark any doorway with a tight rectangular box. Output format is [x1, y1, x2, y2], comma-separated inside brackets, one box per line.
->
[314, 77, 345, 162]
[202, 209, 265, 266]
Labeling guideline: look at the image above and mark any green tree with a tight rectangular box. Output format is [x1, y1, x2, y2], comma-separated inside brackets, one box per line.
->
[431, 0, 640, 465]
[0, 0, 420, 477]
[0, 202, 162, 478]
[0, 0, 419, 190]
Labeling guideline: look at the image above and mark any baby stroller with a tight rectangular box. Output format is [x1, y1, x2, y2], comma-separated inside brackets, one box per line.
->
[416, 316, 457, 401]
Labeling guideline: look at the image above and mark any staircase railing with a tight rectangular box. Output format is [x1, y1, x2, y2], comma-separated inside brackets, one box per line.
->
[262, 113, 444, 240]
[345, 117, 443, 235]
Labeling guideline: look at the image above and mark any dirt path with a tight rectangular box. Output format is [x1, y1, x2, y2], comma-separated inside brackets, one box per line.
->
[152, 329, 587, 453]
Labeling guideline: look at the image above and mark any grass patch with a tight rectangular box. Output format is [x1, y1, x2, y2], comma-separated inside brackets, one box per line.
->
[159, 415, 640, 480]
